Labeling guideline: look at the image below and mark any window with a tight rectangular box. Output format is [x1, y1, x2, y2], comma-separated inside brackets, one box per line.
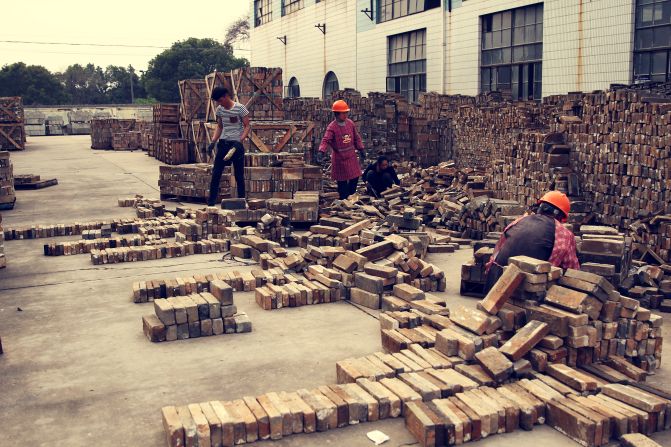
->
[480, 3, 543, 100]
[323, 72, 340, 99]
[254, 0, 272, 27]
[377, 0, 441, 23]
[287, 77, 301, 98]
[387, 29, 427, 103]
[282, 0, 304, 16]
[634, 0, 671, 82]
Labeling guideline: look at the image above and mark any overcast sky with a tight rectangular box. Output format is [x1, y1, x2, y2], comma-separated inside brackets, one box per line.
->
[0, 0, 250, 73]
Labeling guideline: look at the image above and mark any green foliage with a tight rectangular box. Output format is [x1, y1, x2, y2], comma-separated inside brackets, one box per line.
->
[133, 97, 158, 105]
[105, 65, 146, 104]
[143, 38, 247, 102]
[0, 62, 68, 105]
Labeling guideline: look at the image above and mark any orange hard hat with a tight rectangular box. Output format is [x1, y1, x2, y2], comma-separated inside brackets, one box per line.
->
[539, 191, 570, 219]
[332, 100, 350, 113]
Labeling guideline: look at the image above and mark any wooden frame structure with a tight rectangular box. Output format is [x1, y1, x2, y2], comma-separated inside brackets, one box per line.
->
[0, 124, 25, 151]
[205, 71, 236, 122]
[178, 80, 208, 122]
[245, 121, 314, 153]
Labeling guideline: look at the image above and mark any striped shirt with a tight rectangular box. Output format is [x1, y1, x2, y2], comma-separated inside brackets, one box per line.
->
[216, 102, 249, 141]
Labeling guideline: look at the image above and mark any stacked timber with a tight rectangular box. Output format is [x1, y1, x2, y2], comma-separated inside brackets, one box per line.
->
[0, 151, 15, 210]
[0, 97, 25, 150]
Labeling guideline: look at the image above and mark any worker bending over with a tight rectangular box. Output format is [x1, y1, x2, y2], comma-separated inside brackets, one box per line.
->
[363, 156, 400, 198]
[485, 191, 580, 291]
[207, 87, 250, 206]
[317, 100, 365, 200]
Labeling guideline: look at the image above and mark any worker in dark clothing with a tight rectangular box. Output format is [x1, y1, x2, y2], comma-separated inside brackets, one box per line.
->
[363, 156, 400, 197]
[484, 191, 580, 292]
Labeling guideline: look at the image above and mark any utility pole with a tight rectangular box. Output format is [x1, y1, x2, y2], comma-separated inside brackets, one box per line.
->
[129, 66, 135, 103]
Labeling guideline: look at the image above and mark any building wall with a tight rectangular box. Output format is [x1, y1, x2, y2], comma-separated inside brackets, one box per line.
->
[250, 0, 636, 98]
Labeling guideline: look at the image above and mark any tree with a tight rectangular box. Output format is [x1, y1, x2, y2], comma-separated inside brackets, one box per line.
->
[142, 38, 247, 102]
[224, 16, 250, 48]
[104, 65, 146, 104]
[0, 62, 68, 105]
[59, 63, 108, 104]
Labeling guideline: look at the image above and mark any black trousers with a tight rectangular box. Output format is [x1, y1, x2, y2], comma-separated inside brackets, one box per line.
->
[208, 140, 245, 206]
[484, 263, 504, 294]
[337, 177, 359, 200]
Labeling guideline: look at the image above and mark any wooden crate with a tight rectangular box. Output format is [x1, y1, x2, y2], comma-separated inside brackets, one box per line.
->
[0, 124, 25, 151]
[0, 97, 24, 123]
[153, 123, 180, 159]
[205, 71, 236, 122]
[152, 104, 180, 124]
[178, 80, 208, 122]
[231, 67, 284, 120]
[158, 138, 189, 165]
[244, 120, 314, 154]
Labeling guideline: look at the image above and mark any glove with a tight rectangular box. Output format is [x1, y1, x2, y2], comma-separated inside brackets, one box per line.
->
[207, 142, 216, 156]
[315, 152, 324, 164]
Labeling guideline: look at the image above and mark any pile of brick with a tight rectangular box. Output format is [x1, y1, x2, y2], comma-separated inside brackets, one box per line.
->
[0, 151, 15, 210]
[151, 104, 181, 159]
[142, 280, 251, 342]
[158, 155, 321, 202]
[112, 130, 142, 150]
[90, 118, 135, 150]
[0, 96, 25, 151]
[13, 174, 57, 190]
[90, 238, 229, 265]
[44, 234, 149, 256]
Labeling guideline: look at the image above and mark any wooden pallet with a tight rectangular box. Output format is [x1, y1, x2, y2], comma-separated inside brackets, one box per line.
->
[0, 96, 24, 123]
[14, 178, 58, 190]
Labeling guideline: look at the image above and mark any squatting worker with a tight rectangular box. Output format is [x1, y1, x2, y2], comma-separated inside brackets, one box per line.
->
[206, 86, 251, 206]
[363, 156, 400, 198]
[317, 100, 365, 200]
[484, 191, 580, 292]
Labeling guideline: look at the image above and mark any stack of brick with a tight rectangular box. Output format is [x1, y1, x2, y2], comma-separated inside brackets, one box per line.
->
[131, 267, 294, 303]
[112, 131, 141, 150]
[43, 235, 150, 256]
[152, 104, 181, 159]
[90, 238, 229, 265]
[90, 119, 135, 150]
[143, 280, 251, 342]
[0, 151, 15, 210]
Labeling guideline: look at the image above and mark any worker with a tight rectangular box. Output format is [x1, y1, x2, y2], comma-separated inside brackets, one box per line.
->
[317, 100, 365, 200]
[363, 156, 400, 198]
[206, 86, 250, 206]
[485, 191, 580, 291]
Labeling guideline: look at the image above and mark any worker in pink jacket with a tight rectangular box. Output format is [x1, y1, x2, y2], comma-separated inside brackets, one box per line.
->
[317, 100, 365, 200]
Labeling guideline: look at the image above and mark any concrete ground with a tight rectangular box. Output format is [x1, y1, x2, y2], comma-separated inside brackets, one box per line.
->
[0, 136, 669, 447]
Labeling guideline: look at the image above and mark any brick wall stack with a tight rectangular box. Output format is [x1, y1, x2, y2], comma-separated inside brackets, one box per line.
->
[152, 104, 181, 159]
[0, 97, 25, 151]
[90, 119, 135, 150]
[0, 151, 15, 210]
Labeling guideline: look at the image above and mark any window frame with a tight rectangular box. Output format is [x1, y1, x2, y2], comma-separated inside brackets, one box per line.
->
[634, 0, 671, 82]
[387, 28, 427, 103]
[287, 77, 301, 98]
[254, 0, 273, 27]
[323, 72, 340, 100]
[480, 3, 544, 101]
[377, 0, 441, 24]
[282, 0, 305, 17]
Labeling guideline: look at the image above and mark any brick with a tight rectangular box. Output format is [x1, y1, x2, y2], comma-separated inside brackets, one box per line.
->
[356, 240, 395, 261]
[449, 305, 491, 336]
[143, 314, 167, 342]
[404, 401, 446, 447]
[255, 395, 283, 440]
[354, 272, 384, 294]
[478, 264, 524, 315]
[154, 299, 176, 325]
[187, 404, 211, 447]
[210, 280, 233, 305]
[499, 320, 550, 361]
[474, 346, 513, 383]
[349, 287, 380, 309]
[508, 256, 551, 273]
[364, 262, 398, 279]
[176, 405, 198, 447]
[161, 406, 185, 447]
[545, 285, 588, 313]
[393, 283, 425, 301]
[296, 388, 338, 432]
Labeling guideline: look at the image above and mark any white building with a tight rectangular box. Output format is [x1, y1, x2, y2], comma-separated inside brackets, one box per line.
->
[249, 1, 668, 102]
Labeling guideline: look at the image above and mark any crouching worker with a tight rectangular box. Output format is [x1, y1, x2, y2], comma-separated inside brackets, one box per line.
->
[206, 86, 250, 206]
[363, 156, 400, 198]
[484, 191, 580, 292]
[316, 100, 365, 200]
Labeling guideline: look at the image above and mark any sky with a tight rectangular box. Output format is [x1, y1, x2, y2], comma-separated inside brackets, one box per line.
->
[0, 0, 251, 73]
